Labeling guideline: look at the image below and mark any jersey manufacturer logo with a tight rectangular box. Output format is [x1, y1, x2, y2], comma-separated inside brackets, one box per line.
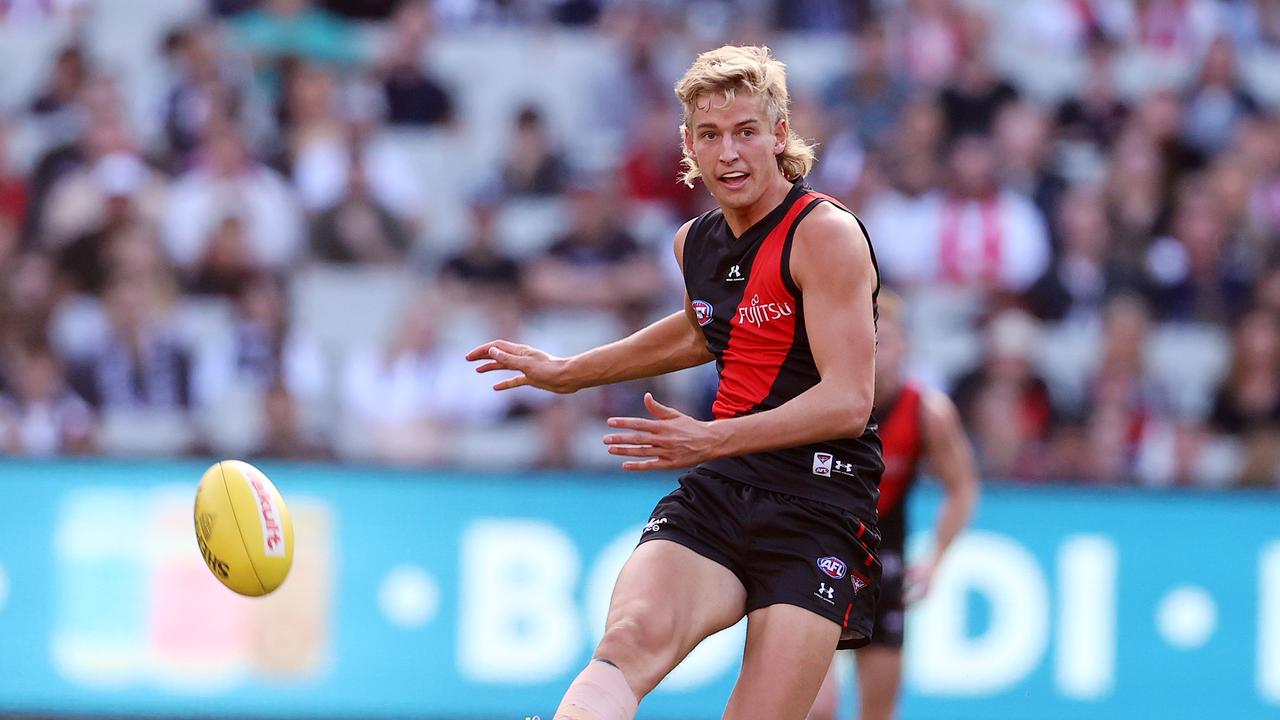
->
[817, 556, 847, 579]
[726, 265, 744, 282]
[815, 582, 836, 604]
[736, 294, 793, 328]
[692, 300, 714, 327]
[642, 517, 667, 533]
[812, 452, 833, 477]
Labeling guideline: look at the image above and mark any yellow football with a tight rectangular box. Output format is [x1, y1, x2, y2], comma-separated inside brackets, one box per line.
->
[193, 459, 294, 596]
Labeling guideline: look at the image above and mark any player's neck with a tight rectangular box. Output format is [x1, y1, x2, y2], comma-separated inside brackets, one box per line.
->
[720, 172, 795, 238]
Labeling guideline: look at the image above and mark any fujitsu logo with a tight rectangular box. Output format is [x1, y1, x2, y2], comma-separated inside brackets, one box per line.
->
[737, 294, 793, 328]
[248, 473, 285, 557]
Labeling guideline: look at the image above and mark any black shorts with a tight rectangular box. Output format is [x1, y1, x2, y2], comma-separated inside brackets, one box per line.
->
[867, 548, 905, 648]
[637, 468, 882, 650]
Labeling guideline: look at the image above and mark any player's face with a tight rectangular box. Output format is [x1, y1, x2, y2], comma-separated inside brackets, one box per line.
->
[875, 314, 908, 386]
[684, 91, 787, 210]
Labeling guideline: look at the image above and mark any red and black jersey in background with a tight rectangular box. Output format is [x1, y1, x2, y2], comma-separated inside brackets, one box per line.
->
[874, 382, 927, 552]
[683, 180, 883, 525]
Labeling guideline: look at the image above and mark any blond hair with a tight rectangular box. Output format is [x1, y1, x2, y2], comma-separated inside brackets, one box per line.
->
[674, 45, 816, 188]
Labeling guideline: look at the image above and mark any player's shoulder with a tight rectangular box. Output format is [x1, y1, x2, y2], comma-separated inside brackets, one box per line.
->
[674, 209, 722, 266]
[791, 195, 872, 275]
[919, 384, 964, 438]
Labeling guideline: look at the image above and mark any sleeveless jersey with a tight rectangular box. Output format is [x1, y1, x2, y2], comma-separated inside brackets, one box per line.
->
[683, 180, 883, 522]
[875, 382, 926, 552]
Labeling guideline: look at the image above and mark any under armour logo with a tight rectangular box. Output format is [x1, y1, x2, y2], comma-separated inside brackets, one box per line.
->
[815, 583, 836, 603]
[726, 265, 744, 281]
[834, 460, 855, 474]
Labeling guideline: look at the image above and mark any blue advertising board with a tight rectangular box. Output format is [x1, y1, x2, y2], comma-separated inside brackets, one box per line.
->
[0, 459, 1276, 719]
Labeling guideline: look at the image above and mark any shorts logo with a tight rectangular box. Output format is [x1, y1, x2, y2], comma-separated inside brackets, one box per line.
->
[692, 300, 714, 327]
[815, 582, 836, 604]
[851, 571, 870, 594]
[818, 556, 847, 579]
[642, 517, 667, 533]
[812, 452, 833, 477]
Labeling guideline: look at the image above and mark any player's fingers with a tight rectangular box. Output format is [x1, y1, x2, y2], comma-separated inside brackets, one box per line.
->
[474, 361, 502, 374]
[606, 416, 661, 432]
[602, 432, 661, 446]
[643, 392, 682, 419]
[465, 341, 500, 361]
[487, 346, 528, 369]
[621, 458, 673, 471]
[607, 445, 660, 457]
[492, 374, 529, 391]
[465, 339, 526, 361]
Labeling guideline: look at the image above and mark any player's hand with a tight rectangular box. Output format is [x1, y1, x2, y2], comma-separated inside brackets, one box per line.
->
[903, 560, 937, 605]
[465, 339, 575, 393]
[603, 392, 724, 470]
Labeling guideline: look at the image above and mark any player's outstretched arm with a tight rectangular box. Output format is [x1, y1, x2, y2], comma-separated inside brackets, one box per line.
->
[603, 205, 877, 469]
[465, 221, 714, 394]
[905, 389, 980, 603]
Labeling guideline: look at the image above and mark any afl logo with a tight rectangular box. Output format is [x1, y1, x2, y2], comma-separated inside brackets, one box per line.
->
[693, 300, 714, 327]
[817, 556, 847, 580]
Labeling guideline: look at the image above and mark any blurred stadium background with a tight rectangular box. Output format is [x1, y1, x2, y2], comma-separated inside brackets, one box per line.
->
[0, 0, 1278, 718]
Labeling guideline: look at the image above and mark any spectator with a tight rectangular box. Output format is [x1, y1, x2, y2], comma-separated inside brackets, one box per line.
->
[0, 120, 28, 233]
[938, 15, 1019, 140]
[500, 105, 570, 197]
[888, 0, 964, 88]
[162, 122, 304, 275]
[952, 309, 1057, 480]
[526, 178, 663, 317]
[1055, 35, 1129, 148]
[194, 271, 328, 406]
[375, 0, 455, 127]
[68, 271, 191, 412]
[1144, 178, 1253, 323]
[1077, 295, 1171, 483]
[821, 18, 911, 149]
[232, 0, 362, 81]
[1182, 36, 1260, 155]
[1207, 308, 1280, 483]
[162, 23, 255, 167]
[621, 103, 696, 217]
[283, 63, 423, 225]
[872, 133, 1051, 294]
[0, 341, 95, 456]
[310, 156, 413, 263]
[252, 380, 334, 461]
[994, 100, 1066, 232]
[30, 45, 87, 120]
[341, 293, 511, 464]
[1030, 183, 1140, 323]
[39, 109, 169, 252]
[440, 198, 523, 302]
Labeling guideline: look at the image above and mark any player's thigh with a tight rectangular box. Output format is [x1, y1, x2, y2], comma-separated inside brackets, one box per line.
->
[722, 604, 841, 720]
[854, 646, 903, 720]
[598, 538, 746, 693]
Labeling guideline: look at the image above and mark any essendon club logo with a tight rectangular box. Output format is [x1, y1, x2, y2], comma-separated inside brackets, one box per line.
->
[812, 452, 833, 477]
[817, 556, 847, 580]
[692, 300, 714, 327]
[851, 570, 871, 594]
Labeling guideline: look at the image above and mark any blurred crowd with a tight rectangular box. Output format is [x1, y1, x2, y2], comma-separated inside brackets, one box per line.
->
[0, 0, 1279, 488]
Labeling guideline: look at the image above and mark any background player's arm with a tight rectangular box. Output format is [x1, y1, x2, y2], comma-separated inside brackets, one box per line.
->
[906, 388, 980, 602]
[605, 205, 877, 468]
[466, 220, 713, 393]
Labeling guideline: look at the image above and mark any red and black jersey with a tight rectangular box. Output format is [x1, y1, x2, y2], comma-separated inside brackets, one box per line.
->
[875, 382, 926, 552]
[683, 180, 883, 523]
